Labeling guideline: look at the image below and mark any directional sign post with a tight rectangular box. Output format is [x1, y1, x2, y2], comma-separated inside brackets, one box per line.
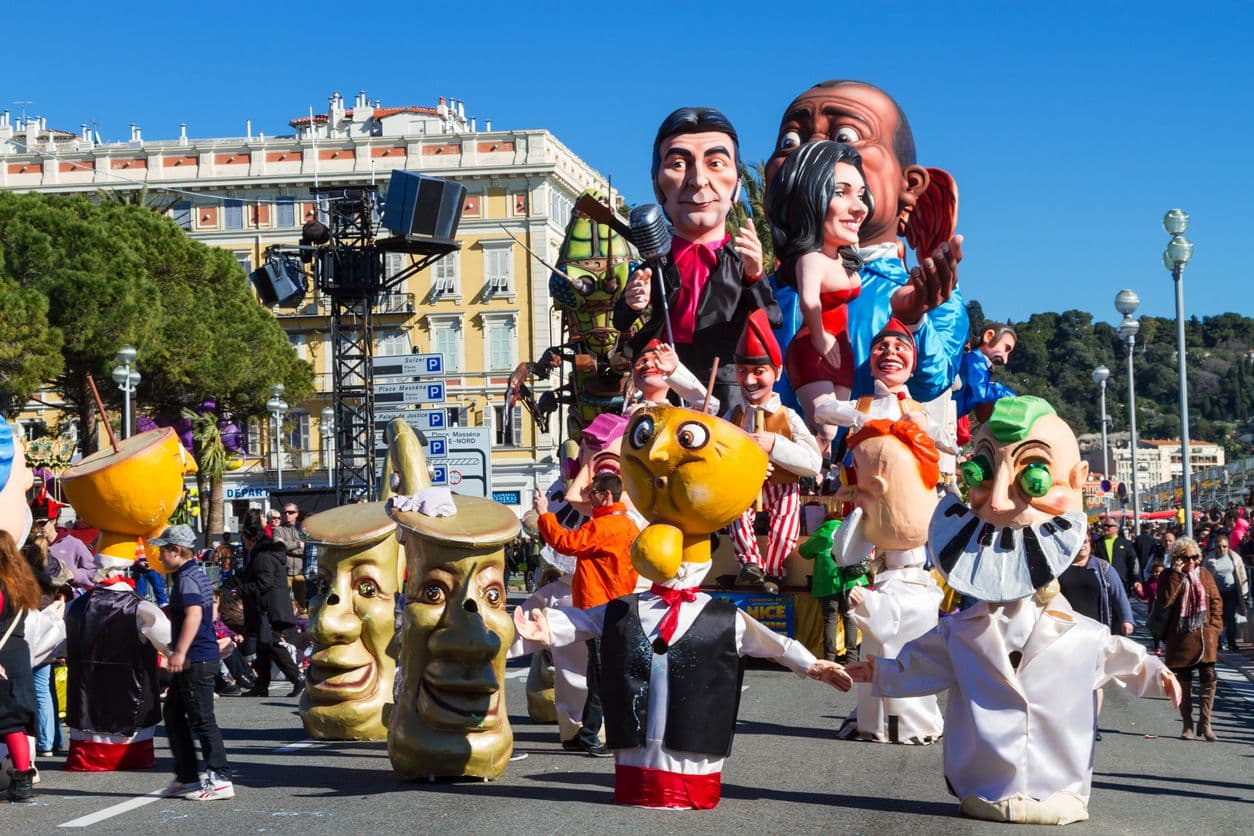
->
[371, 353, 444, 378]
[374, 381, 446, 404]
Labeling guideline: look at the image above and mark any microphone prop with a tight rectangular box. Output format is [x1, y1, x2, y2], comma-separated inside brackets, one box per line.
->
[628, 204, 675, 346]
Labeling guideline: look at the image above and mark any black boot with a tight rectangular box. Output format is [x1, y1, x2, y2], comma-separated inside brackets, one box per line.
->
[7, 768, 35, 804]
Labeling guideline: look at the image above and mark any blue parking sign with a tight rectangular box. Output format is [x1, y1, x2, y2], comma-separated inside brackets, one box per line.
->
[431, 465, 448, 485]
[428, 438, 447, 456]
[426, 355, 442, 373]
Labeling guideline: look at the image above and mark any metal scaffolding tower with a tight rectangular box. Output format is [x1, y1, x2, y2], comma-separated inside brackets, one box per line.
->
[267, 186, 456, 504]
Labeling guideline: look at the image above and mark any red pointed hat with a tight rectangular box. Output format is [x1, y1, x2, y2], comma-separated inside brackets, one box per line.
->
[871, 317, 917, 368]
[735, 309, 781, 367]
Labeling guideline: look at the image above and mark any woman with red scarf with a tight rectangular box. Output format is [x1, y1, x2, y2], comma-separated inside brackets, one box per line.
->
[1156, 537, 1224, 740]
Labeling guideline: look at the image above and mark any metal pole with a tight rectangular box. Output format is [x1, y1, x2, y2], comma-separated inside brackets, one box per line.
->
[273, 412, 284, 490]
[1099, 380, 1110, 510]
[122, 363, 132, 440]
[1126, 337, 1140, 536]
[1173, 264, 1194, 539]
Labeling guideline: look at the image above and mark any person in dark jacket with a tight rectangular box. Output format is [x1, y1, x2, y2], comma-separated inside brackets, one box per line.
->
[1157, 537, 1224, 741]
[1097, 520, 1140, 594]
[236, 526, 303, 698]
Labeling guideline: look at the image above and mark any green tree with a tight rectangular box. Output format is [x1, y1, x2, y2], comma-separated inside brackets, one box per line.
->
[728, 161, 774, 272]
[0, 276, 62, 412]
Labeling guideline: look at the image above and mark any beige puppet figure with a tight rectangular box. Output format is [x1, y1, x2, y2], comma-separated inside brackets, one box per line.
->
[386, 458, 520, 781]
[828, 419, 944, 744]
[299, 419, 425, 740]
[850, 397, 1180, 825]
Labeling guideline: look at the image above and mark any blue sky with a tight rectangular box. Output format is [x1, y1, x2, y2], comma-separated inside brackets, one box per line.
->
[6, 0, 1251, 326]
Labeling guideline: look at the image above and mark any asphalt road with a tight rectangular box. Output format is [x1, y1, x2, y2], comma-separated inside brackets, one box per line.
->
[16, 618, 1253, 834]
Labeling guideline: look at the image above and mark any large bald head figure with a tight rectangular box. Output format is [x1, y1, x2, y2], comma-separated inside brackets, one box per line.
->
[930, 397, 1090, 602]
[766, 80, 927, 248]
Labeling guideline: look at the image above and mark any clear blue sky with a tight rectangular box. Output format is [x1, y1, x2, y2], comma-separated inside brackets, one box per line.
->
[7, 0, 1251, 326]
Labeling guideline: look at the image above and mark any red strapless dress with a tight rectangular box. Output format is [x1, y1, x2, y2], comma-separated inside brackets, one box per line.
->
[784, 285, 860, 390]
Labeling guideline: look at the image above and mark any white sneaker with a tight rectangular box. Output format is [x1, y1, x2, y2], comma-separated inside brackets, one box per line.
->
[185, 772, 235, 800]
[162, 777, 203, 797]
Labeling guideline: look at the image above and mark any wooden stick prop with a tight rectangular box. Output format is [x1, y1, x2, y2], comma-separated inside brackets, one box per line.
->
[701, 357, 719, 415]
[85, 373, 121, 455]
[753, 405, 766, 512]
[497, 224, 576, 284]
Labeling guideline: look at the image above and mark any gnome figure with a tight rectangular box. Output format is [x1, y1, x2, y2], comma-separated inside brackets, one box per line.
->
[725, 309, 822, 592]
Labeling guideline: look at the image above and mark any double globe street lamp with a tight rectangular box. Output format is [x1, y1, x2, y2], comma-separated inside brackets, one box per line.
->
[1092, 365, 1111, 510]
[111, 345, 141, 439]
[1115, 290, 1141, 536]
[1163, 209, 1195, 538]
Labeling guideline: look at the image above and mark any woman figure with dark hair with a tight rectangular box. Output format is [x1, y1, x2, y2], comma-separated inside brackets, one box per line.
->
[768, 140, 872, 458]
[1, 530, 42, 802]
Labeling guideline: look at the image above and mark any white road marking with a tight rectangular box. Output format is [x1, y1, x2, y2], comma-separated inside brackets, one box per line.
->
[58, 739, 320, 828]
[58, 790, 166, 828]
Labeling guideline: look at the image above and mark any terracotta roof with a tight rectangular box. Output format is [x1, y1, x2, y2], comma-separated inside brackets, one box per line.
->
[1141, 439, 1215, 447]
[289, 106, 439, 127]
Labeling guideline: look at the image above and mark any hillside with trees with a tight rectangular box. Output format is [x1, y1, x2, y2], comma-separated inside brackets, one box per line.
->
[966, 301, 1253, 459]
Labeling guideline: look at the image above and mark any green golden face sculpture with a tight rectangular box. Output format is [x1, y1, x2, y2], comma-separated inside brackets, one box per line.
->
[387, 496, 520, 780]
[299, 503, 405, 740]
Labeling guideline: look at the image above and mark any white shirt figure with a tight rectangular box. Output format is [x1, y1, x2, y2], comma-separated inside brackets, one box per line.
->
[846, 545, 944, 744]
[524, 561, 817, 809]
[870, 593, 1172, 825]
[521, 575, 591, 743]
[723, 393, 822, 481]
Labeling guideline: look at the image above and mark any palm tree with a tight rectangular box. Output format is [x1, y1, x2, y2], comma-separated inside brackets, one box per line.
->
[95, 184, 181, 215]
[186, 407, 227, 546]
[727, 161, 774, 273]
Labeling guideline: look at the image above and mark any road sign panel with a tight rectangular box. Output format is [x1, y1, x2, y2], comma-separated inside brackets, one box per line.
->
[430, 465, 448, 486]
[373, 408, 447, 431]
[373, 381, 445, 403]
[371, 353, 443, 377]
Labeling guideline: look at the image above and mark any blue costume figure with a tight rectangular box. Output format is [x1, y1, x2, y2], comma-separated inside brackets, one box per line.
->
[953, 322, 1017, 419]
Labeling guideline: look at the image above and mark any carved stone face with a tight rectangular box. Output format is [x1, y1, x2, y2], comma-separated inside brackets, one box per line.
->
[388, 497, 519, 780]
[301, 511, 404, 741]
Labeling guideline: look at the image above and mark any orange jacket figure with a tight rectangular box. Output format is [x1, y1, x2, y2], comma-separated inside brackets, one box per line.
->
[538, 502, 640, 609]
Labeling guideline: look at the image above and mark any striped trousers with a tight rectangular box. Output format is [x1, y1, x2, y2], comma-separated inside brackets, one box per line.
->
[731, 482, 801, 578]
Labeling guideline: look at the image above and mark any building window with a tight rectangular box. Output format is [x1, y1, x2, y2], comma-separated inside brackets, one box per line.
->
[289, 333, 308, 361]
[376, 328, 411, 356]
[428, 314, 463, 373]
[483, 312, 516, 371]
[247, 418, 262, 457]
[276, 196, 297, 228]
[550, 187, 574, 226]
[483, 242, 513, 296]
[234, 251, 252, 275]
[432, 251, 459, 298]
[285, 410, 312, 468]
[495, 404, 522, 447]
[172, 201, 193, 230]
[224, 198, 244, 230]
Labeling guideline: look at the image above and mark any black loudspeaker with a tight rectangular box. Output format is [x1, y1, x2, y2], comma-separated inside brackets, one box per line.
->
[382, 170, 466, 240]
[250, 256, 307, 306]
[317, 248, 380, 297]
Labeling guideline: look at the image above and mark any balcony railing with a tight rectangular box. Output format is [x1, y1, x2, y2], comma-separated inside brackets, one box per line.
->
[273, 292, 416, 317]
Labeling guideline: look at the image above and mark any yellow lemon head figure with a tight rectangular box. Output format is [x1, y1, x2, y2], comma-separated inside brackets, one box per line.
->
[622, 406, 766, 580]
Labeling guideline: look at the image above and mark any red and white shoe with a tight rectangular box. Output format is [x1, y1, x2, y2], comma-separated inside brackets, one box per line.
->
[185, 772, 235, 800]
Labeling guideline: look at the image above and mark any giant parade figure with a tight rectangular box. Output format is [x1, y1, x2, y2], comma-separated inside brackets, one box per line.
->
[515, 405, 850, 809]
[615, 107, 779, 410]
[849, 397, 1181, 825]
[765, 80, 968, 463]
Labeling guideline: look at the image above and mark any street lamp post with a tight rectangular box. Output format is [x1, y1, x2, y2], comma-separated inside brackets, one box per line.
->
[1092, 365, 1111, 510]
[111, 345, 140, 439]
[1163, 209, 1195, 539]
[1115, 290, 1141, 536]
[267, 384, 289, 491]
[320, 405, 336, 490]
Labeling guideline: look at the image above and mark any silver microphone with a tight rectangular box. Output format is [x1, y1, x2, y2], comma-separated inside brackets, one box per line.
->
[628, 204, 674, 344]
